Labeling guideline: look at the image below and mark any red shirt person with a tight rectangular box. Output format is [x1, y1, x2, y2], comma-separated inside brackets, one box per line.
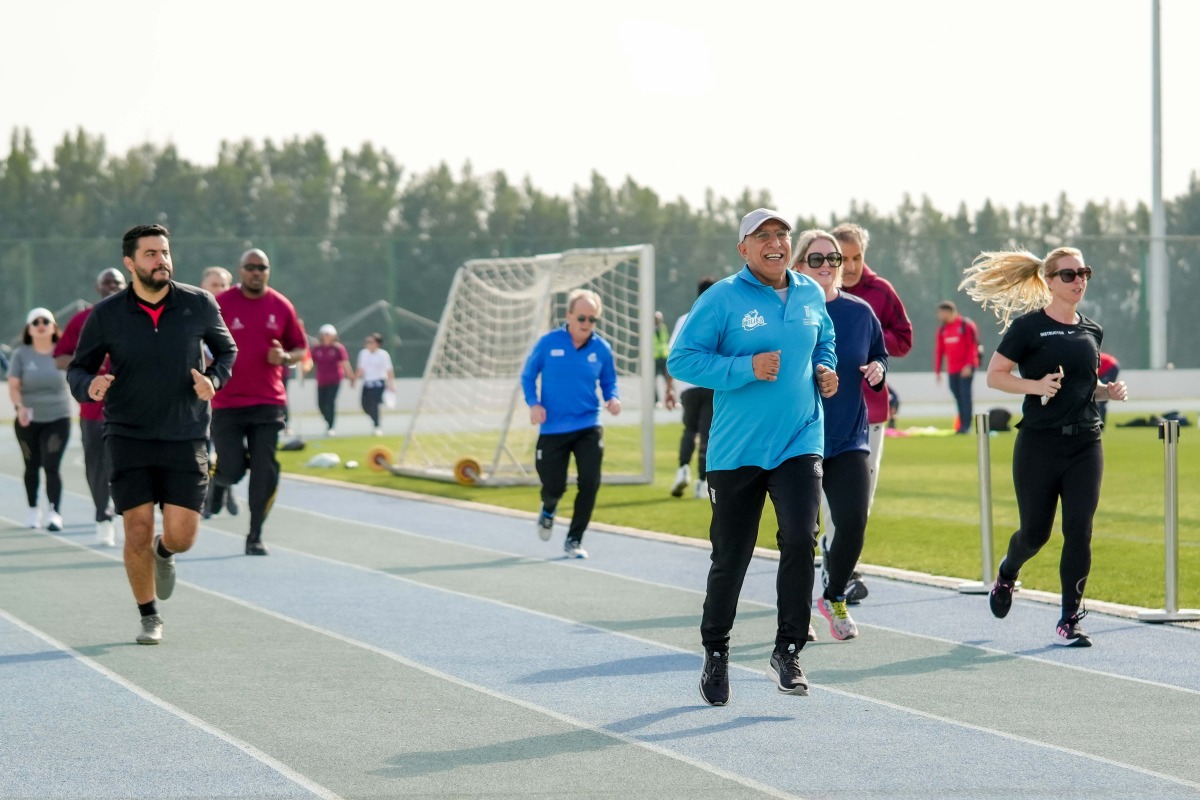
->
[209, 249, 308, 554]
[934, 300, 982, 433]
[310, 323, 355, 435]
[54, 267, 127, 545]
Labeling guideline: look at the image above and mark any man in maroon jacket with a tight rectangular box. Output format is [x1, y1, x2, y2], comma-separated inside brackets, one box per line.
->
[823, 224, 913, 603]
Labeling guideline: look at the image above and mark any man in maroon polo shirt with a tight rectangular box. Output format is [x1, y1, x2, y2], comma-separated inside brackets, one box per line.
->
[209, 249, 308, 555]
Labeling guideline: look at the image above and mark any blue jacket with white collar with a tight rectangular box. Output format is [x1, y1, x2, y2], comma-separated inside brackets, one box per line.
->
[521, 326, 618, 435]
[667, 265, 836, 471]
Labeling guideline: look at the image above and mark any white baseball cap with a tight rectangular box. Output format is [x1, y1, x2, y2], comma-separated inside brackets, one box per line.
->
[26, 307, 55, 326]
[738, 208, 791, 240]
[319, 324, 337, 336]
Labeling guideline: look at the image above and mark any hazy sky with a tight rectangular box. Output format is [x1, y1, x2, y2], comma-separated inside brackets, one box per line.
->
[4, 0, 1198, 221]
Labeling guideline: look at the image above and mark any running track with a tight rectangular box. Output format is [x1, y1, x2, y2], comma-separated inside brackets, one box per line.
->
[2, 442, 1199, 800]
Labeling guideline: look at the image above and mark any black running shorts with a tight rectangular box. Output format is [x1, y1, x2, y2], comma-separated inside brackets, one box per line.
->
[106, 436, 209, 513]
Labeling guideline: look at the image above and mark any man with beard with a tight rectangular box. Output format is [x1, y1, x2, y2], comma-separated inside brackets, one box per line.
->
[208, 249, 308, 555]
[68, 224, 237, 644]
[55, 267, 127, 546]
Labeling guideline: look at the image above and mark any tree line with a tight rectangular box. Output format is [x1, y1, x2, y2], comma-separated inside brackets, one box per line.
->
[3, 127, 1199, 372]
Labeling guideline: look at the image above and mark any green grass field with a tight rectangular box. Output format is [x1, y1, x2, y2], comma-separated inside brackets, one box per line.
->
[278, 413, 1199, 611]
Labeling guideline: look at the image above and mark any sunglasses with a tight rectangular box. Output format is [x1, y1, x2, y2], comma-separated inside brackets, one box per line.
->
[576, 315, 599, 324]
[242, 264, 269, 272]
[1051, 267, 1093, 283]
[805, 252, 844, 269]
[29, 318, 51, 327]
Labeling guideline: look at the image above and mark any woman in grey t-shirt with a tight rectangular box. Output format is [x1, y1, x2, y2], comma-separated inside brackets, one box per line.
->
[7, 307, 73, 531]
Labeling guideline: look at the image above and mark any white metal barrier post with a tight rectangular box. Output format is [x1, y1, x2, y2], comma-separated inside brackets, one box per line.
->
[959, 412, 995, 594]
[1138, 419, 1200, 622]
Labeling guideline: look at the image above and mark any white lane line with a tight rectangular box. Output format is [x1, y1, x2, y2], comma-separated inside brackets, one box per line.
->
[0, 608, 342, 800]
[271, 498, 1200, 698]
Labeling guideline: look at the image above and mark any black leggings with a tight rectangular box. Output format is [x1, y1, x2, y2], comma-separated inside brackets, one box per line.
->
[678, 387, 714, 479]
[820, 449, 872, 599]
[361, 382, 385, 427]
[212, 404, 286, 537]
[702, 455, 822, 651]
[1002, 427, 1103, 618]
[14, 417, 71, 511]
[535, 426, 604, 543]
[317, 383, 340, 429]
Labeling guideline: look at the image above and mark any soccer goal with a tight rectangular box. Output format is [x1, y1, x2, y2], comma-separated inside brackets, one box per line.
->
[394, 244, 656, 486]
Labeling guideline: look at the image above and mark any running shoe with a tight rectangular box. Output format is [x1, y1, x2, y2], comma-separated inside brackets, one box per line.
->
[563, 539, 588, 559]
[46, 511, 64, 532]
[699, 649, 730, 706]
[95, 520, 116, 547]
[670, 465, 690, 498]
[226, 487, 240, 516]
[136, 614, 163, 645]
[26, 507, 41, 529]
[989, 564, 1016, 619]
[768, 643, 808, 695]
[536, 510, 554, 541]
[844, 571, 869, 604]
[807, 623, 817, 642]
[816, 595, 858, 640]
[245, 533, 269, 556]
[153, 534, 176, 600]
[1054, 610, 1092, 647]
[694, 479, 708, 500]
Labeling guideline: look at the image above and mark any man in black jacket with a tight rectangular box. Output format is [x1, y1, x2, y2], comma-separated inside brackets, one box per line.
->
[68, 223, 237, 645]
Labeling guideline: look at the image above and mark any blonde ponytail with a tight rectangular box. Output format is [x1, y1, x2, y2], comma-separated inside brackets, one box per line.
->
[959, 249, 1055, 330]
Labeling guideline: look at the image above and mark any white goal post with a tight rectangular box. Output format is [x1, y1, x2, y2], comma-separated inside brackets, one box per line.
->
[395, 244, 656, 485]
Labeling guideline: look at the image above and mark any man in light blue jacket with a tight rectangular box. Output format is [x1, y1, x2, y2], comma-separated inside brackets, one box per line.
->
[668, 208, 838, 705]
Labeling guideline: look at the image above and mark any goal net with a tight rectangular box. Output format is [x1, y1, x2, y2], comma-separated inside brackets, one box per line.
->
[395, 244, 656, 485]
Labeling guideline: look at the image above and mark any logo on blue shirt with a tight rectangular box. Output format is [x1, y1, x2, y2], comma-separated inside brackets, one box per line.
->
[741, 309, 767, 332]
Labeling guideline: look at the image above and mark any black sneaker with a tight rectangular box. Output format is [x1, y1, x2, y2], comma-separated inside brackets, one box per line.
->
[699, 649, 730, 706]
[226, 488, 240, 516]
[989, 566, 1017, 619]
[245, 533, 269, 556]
[844, 571, 869, 605]
[1054, 609, 1092, 647]
[768, 643, 809, 696]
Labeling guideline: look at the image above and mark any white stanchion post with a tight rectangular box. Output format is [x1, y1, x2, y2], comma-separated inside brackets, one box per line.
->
[1138, 419, 1200, 621]
[959, 413, 995, 594]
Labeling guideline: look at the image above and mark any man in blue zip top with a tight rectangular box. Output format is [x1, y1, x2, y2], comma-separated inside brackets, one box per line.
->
[521, 288, 621, 559]
[668, 208, 838, 705]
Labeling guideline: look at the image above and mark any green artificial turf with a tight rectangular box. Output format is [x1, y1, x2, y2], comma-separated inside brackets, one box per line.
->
[278, 412, 1198, 610]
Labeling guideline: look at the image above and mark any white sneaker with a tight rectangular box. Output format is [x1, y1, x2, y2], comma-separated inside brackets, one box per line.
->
[670, 465, 691, 497]
[564, 540, 589, 559]
[326, 427, 336, 437]
[95, 520, 116, 547]
[46, 511, 64, 532]
[694, 479, 708, 500]
[373, 427, 383, 437]
[26, 507, 41, 529]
